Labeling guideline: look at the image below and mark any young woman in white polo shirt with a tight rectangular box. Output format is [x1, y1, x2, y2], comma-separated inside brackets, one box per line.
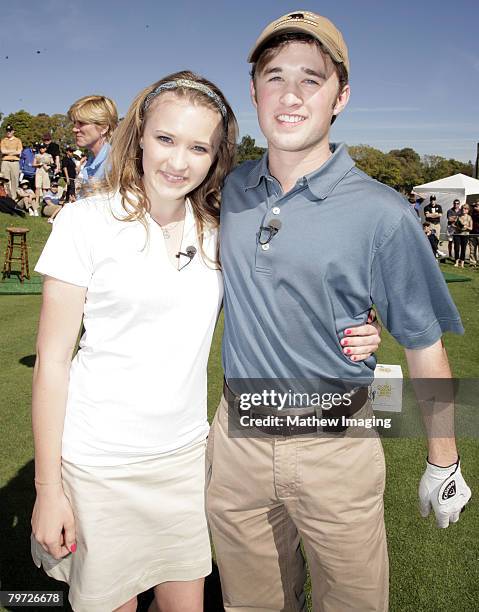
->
[31, 71, 237, 612]
[30, 71, 381, 611]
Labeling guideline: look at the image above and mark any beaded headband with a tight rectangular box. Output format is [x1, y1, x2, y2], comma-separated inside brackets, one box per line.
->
[142, 79, 228, 120]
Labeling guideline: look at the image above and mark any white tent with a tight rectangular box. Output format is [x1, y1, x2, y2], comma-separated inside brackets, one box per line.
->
[414, 174, 479, 235]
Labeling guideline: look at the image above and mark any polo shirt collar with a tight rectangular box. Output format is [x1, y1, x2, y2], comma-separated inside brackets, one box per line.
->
[244, 152, 270, 190]
[86, 142, 110, 172]
[304, 143, 356, 200]
[244, 142, 356, 200]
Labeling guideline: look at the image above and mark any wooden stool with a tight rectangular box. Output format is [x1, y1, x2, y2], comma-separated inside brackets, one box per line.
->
[2, 227, 30, 283]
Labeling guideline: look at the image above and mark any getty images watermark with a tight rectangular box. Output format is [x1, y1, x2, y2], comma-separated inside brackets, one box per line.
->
[236, 389, 392, 431]
[224, 378, 479, 439]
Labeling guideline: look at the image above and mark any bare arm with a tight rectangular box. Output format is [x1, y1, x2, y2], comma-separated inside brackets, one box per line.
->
[404, 339, 458, 466]
[31, 276, 86, 558]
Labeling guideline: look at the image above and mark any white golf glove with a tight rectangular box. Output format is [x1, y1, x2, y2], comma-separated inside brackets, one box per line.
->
[419, 458, 471, 528]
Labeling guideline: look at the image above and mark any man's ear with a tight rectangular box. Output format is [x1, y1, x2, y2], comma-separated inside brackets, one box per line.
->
[332, 84, 351, 117]
[250, 79, 258, 109]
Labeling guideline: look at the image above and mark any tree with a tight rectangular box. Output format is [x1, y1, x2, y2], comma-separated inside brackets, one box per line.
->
[1, 111, 73, 149]
[1, 110, 33, 144]
[389, 147, 424, 192]
[236, 135, 264, 163]
[422, 155, 473, 183]
[348, 144, 402, 188]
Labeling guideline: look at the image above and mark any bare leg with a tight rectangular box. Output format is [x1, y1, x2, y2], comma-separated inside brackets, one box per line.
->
[113, 595, 138, 612]
[147, 599, 158, 612]
[153, 579, 204, 612]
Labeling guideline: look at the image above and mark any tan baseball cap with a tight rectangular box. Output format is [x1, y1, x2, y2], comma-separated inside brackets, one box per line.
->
[247, 10, 349, 75]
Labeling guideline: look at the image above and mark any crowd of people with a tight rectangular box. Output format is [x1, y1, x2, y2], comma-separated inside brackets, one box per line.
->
[0, 94, 118, 219]
[409, 192, 479, 267]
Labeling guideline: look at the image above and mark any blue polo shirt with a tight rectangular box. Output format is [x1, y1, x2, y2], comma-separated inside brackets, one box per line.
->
[220, 143, 463, 385]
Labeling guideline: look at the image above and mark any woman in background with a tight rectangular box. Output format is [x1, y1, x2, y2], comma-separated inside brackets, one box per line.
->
[453, 203, 472, 267]
[67, 94, 118, 196]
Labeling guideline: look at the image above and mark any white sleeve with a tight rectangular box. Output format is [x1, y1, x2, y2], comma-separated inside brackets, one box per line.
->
[35, 202, 94, 287]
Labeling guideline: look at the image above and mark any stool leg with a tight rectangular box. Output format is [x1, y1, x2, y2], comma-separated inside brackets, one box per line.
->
[20, 237, 24, 283]
[24, 237, 30, 280]
[21, 235, 30, 282]
[2, 235, 13, 279]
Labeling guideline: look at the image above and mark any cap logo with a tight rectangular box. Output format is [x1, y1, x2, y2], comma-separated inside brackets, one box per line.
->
[274, 13, 318, 31]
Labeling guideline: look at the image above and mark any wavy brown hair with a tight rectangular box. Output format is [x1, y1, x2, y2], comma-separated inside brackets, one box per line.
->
[101, 70, 238, 263]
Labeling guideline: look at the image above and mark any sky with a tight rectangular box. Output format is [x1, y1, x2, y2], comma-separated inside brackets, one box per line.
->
[0, 0, 478, 162]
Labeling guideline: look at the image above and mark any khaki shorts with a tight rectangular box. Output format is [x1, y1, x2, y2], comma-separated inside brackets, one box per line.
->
[35, 169, 50, 189]
[42, 203, 62, 218]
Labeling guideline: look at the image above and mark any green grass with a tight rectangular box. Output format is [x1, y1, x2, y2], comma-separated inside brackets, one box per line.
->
[1, 215, 478, 611]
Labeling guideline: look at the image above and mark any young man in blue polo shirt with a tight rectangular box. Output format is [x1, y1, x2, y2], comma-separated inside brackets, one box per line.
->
[206, 11, 471, 612]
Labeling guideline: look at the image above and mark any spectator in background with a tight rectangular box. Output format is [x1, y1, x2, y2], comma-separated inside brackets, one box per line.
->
[453, 204, 473, 268]
[34, 143, 54, 200]
[407, 192, 423, 218]
[0, 173, 25, 216]
[20, 142, 37, 190]
[469, 201, 479, 267]
[0, 125, 23, 199]
[67, 95, 118, 195]
[42, 181, 63, 223]
[62, 147, 77, 202]
[423, 222, 439, 258]
[17, 178, 38, 216]
[446, 199, 461, 259]
[72, 149, 84, 171]
[43, 133, 61, 176]
[423, 195, 442, 242]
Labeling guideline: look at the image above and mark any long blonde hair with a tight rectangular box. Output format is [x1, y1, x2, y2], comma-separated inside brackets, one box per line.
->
[102, 71, 238, 261]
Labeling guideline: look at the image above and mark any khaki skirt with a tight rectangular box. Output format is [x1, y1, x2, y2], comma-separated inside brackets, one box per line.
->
[31, 439, 211, 611]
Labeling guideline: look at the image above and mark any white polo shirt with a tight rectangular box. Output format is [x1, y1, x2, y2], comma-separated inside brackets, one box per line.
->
[35, 193, 223, 466]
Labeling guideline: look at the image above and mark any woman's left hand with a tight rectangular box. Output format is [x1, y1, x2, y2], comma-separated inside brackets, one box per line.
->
[340, 310, 382, 361]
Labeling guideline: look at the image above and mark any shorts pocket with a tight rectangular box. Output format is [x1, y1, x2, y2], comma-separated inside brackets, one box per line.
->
[371, 435, 386, 496]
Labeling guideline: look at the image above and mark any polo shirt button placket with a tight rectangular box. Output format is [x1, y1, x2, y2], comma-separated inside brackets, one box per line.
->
[272, 206, 280, 215]
[261, 244, 270, 251]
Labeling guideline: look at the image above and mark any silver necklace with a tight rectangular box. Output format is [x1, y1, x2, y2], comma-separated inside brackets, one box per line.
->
[160, 219, 183, 239]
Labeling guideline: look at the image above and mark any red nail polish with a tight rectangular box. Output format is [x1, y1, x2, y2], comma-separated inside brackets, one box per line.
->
[345, 348, 351, 355]
[341, 339, 348, 346]
[345, 329, 352, 335]
[70, 543, 77, 553]
[351, 356, 356, 361]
